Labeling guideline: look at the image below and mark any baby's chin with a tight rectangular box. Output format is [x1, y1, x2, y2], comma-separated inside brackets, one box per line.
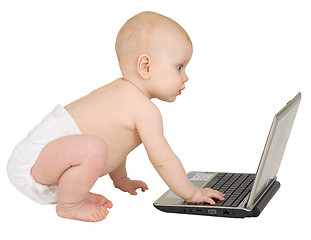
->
[156, 93, 179, 103]
[164, 96, 177, 103]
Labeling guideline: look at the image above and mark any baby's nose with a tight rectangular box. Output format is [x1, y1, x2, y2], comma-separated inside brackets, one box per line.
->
[183, 75, 189, 83]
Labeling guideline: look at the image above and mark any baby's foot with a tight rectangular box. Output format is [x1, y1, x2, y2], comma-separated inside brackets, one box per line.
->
[56, 193, 112, 222]
[87, 192, 113, 209]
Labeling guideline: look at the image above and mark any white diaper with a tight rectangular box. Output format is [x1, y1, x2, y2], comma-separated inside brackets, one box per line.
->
[7, 104, 81, 204]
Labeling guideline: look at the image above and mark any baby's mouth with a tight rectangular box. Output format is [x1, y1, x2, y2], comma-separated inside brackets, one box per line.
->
[179, 88, 185, 95]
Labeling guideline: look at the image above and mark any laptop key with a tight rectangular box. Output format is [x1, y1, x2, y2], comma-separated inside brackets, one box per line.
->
[214, 200, 225, 206]
[222, 201, 234, 207]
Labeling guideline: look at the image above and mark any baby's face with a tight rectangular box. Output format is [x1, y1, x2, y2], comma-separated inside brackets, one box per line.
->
[149, 30, 193, 102]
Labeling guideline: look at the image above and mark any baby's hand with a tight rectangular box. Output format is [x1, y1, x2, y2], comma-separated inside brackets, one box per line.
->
[185, 187, 225, 205]
[113, 177, 148, 195]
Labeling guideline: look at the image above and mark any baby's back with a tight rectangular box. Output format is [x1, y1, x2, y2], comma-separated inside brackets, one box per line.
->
[65, 78, 145, 173]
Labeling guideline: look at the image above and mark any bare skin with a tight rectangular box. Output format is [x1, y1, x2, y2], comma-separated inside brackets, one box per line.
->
[30, 11, 224, 222]
[56, 192, 112, 222]
[31, 81, 149, 222]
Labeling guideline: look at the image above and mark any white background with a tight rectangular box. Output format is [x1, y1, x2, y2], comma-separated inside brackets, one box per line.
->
[1, 0, 310, 239]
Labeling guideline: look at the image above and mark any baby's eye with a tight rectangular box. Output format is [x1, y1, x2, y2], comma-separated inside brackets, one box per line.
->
[177, 65, 183, 71]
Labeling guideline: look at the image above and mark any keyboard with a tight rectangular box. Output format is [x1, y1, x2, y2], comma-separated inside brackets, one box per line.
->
[186, 173, 255, 207]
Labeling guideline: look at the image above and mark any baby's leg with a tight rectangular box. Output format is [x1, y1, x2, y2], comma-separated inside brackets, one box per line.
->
[31, 135, 113, 222]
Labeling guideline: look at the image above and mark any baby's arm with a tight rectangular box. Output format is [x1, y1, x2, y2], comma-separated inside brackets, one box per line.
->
[109, 160, 148, 195]
[136, 102, 224, 203]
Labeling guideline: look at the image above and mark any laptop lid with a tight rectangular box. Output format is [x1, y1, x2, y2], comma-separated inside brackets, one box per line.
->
[246, 92, 301, 208]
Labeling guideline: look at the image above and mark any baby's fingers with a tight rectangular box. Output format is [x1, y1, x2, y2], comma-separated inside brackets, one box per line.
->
[204, 197, 216, 205]
[133, 180, 149, 192]
[211, 189, 225, 200]
[203, 188, 225, 204]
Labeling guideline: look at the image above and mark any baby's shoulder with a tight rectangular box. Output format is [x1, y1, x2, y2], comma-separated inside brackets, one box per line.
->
[136, 98, 161, 115]
[132, 99, 163, 128]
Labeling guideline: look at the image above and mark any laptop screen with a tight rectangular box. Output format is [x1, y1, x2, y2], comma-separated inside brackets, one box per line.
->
[246, 93, 301, 208]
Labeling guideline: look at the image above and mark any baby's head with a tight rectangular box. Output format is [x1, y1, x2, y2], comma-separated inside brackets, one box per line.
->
[115, 11, 193, 102]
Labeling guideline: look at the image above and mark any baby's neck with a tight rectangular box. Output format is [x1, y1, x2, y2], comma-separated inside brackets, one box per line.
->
[120, 77, 152, 99]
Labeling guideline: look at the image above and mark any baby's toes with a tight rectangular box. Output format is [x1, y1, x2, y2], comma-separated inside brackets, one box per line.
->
[104, 200, 113, 209]
[100, 206, 109, 218]
[92, 207, 108, 222]
[96, 195, 113, 208]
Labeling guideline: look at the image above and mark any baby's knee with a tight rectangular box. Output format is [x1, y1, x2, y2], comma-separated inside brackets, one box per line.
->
[80, 135, 108, 170]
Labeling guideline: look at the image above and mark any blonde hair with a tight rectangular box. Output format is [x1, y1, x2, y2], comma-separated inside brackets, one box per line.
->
[115, 11, 192, 68]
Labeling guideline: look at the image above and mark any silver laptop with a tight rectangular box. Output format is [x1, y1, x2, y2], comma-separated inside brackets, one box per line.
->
[154, 93, 301, 218]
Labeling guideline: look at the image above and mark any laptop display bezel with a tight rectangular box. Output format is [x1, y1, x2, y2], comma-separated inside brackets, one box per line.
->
[246, 93, 301, 209]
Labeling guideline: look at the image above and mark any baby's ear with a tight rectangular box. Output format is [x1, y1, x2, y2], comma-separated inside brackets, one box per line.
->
[137, 54, 151, 79]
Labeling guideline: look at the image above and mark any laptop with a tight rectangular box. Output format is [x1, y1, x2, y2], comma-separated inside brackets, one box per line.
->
[153, 92, 301, 218]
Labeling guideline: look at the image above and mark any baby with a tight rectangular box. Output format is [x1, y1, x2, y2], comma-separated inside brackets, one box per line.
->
[7, 11, 225, 222]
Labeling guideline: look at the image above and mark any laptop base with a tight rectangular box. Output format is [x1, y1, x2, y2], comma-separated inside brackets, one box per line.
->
[153, 181, 280, 218]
